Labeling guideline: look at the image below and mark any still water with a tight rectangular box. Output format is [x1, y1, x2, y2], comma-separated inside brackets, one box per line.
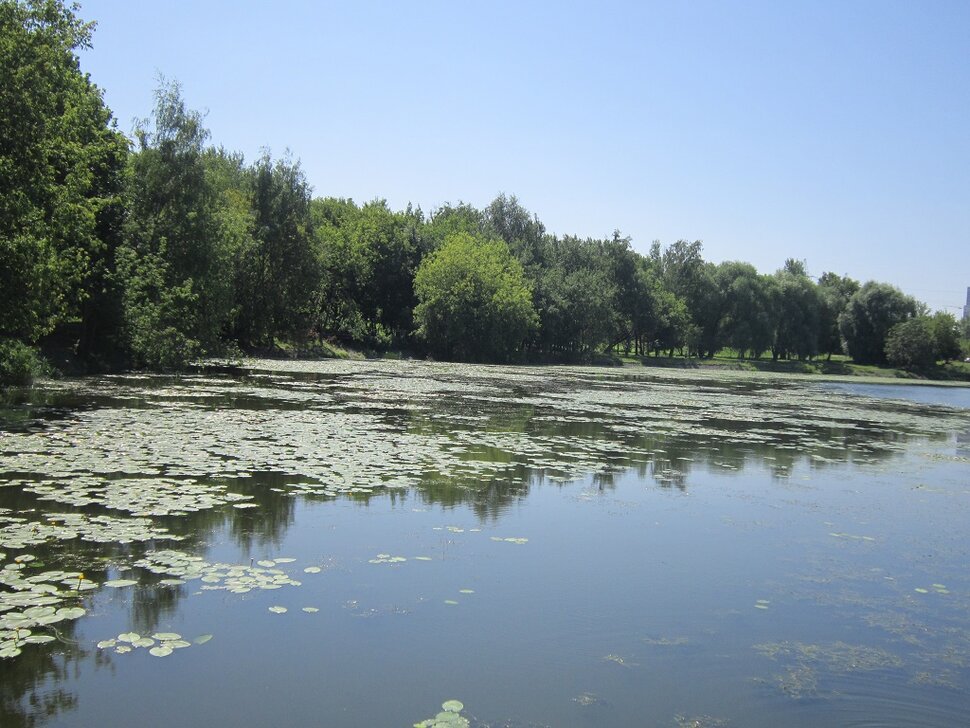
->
[1, 360, 969, 727]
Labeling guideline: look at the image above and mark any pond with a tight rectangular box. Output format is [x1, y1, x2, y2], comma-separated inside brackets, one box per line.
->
[1, 360, 969, 727]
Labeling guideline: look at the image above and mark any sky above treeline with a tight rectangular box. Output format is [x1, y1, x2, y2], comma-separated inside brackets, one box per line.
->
[78, 0, 969, 314]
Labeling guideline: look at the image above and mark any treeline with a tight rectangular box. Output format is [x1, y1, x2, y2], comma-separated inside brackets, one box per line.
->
[1, 1, 967, 384]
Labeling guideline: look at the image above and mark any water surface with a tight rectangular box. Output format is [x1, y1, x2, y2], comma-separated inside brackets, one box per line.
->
[1, 361, 969, 727]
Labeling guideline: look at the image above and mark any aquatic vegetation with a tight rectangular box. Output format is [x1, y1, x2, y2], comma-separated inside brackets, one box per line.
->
[674, 716, 729, 728]
[755, 641, 904, 698]
[0, 511, 180, 547]
[754, 640, 903, 671]
[572, 692, 607, 707]
[602, 653, 638, 668]
[413, 699, 469, 727]
[97, 631, 202, 657]
[133, 550, 305, 594]
[0, 554, 90, 658]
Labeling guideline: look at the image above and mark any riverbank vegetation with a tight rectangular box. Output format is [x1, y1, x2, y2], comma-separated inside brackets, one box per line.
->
[2, 0, 969, 385]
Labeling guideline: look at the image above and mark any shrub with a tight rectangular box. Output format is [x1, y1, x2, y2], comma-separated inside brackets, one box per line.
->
[0, 340, 43, 386]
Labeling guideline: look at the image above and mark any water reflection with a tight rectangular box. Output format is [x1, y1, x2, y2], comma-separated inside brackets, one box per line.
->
[0, 635, 83, 728]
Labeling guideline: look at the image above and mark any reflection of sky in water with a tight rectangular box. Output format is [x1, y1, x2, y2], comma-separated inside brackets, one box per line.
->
[820, 381, 970, 409]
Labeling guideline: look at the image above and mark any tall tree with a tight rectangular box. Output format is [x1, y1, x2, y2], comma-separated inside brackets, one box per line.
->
[839, 281, 918, 365]
[929, 311, 962, 363]
[117, 80, 231, 368]
[817, 272, 860, 360]
[233, 152, 317, 347]
[772, 262, 822, 360]
[717, 262, 775, 359]
[484, 193, 547, 270]
[0, 0, 127, 355]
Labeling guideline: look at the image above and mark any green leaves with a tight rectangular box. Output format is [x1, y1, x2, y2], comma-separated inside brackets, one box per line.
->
[414, 232, 537, 362]
[0, 0, 127, 345]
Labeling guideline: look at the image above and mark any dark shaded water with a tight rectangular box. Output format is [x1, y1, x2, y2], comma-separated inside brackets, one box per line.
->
[1, 361, 969, 727]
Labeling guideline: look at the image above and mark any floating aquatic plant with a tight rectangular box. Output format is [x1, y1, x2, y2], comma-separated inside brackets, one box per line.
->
[97, 631, 203, 657]
[413, 699, 469, 727]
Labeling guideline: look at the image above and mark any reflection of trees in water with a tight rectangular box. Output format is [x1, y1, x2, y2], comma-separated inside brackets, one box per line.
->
[0, 472, 299, 727]
[399, 392, 952, 511]
[224, 472, 297, 551]
[0, 629, 85, 728]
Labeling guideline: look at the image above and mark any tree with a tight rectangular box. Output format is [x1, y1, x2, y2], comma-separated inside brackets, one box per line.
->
[413, 232, 537, 362]
[311, 197, 368, 340]
[0, 0, 127, 356]
[118, 80, 231, 368]
[885, 317, 936, 370]
[929, 311, 962, 363]
[772, 264, 822, 360]
[817, 272, 859, 360]
[233, 152, 317, 347]
[838, 281, 918, 365]
[657, 241, 721, 356]
[716, 262, 775, 359]
[425, 202, 485, 248]
[484, 193, 547, 270]
[349, 200, 424, 345]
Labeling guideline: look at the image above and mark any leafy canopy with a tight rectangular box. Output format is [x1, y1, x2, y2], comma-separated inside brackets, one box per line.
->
[413, 232, 537, 362]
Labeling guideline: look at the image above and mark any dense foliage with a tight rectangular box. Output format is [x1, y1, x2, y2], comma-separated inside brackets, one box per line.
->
[414, 233, 537, 361]
[1, 0, 966, 383]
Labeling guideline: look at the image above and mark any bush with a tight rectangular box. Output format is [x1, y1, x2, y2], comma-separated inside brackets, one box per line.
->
[0, 340, 44, 386]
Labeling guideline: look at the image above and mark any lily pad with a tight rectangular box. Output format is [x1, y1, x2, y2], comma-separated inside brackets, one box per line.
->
[104, 579, 138, 588]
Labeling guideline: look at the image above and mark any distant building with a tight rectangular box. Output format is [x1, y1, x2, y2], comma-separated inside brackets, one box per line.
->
[965, 287, 970, 321]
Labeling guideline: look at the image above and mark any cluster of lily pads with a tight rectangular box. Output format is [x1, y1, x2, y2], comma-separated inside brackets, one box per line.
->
[1, 552, 88, 659]
[413, 700, 467, 728]
[97, 631, 211, 657]
[24, 477, 254, 517]
[4, 358, 960, 534]
[0, 510, 179, 548]
[133, 550, 305, 593]
[914, 583, 950, 595]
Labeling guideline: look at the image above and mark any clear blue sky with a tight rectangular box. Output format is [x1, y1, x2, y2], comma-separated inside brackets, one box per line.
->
[77, 0, 969, 314]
